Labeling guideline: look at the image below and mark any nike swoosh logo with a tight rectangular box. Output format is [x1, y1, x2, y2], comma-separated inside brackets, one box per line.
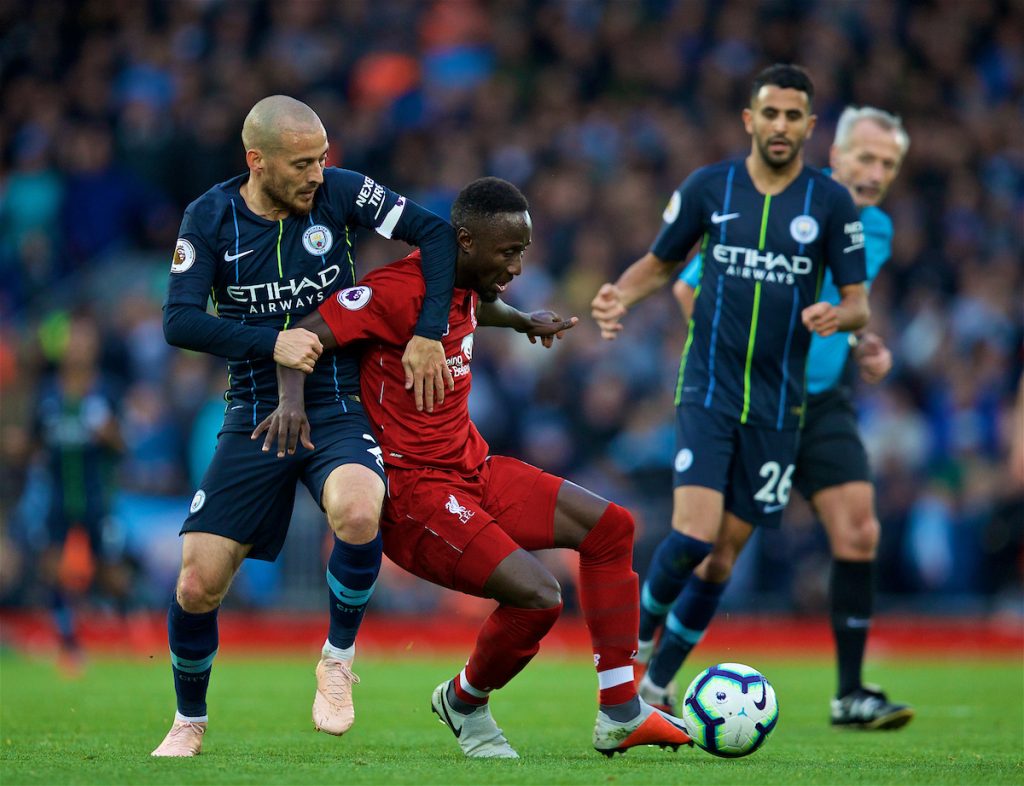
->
[753, 679, 768, 711]
[763, 503, 786, 514]
[224, 249, 255, 262]
[711, 211, 740, 224]
[843, 243, 865, 253]
[439, 697, 462, 738]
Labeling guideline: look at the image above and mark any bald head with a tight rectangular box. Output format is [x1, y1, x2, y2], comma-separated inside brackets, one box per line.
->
[242, 95, 324, 154]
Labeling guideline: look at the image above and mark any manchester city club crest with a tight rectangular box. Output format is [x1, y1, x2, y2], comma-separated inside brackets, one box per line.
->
[789, 214, 819, 244]
[302, 224, 333, 256]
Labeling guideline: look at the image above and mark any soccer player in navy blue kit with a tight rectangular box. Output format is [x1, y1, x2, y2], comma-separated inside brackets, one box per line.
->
[670, 106, 914, 729]
[152, 96, 458, 757]
[590, 64, 870, 715]
[32, 311, 127, 673]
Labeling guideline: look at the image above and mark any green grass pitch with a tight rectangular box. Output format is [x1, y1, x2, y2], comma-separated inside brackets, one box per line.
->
[1, 649, 1021, 785]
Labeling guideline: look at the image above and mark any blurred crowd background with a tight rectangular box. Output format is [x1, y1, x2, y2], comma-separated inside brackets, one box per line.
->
[1, 0, 1021, 624]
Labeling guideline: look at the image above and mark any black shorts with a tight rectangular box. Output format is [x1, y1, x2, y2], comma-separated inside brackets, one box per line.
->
[673, 404, 800, 528]
[181, 404, 386, 561]
[793, 386, 871, 500]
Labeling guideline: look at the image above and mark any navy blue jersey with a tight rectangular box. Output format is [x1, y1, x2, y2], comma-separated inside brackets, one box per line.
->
[652, 160, 867, 430]
[165, 168, 455, 432]
[33, 377, 120, 524]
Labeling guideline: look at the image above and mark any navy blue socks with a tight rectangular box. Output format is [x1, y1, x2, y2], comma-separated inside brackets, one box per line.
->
[639, 531, 713, 642]
[647, 576, 726, 687]
[168, 597, 218, 719]
[325, 532, 382, 652]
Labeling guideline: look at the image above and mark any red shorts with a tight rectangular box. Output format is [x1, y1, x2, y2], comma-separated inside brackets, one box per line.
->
[380, 455, 564, 595]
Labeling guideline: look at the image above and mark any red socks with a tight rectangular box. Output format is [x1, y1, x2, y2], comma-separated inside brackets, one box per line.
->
[462, 603, 563, 700]
[578, 503, 640, 706]
[458, 503, 639, 708]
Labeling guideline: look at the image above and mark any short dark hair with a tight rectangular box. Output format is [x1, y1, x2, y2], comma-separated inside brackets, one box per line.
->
[751, 64, 815, 108]
[451, 177, 529, 229]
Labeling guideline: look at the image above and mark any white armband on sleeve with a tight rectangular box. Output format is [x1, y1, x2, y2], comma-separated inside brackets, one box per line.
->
[375, 196, 406, 239]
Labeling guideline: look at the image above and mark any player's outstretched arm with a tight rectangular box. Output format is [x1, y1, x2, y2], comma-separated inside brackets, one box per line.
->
[591, 252, 677, 340]
[477, 300, 578, 348]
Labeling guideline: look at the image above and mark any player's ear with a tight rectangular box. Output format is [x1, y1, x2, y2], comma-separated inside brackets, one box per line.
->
[246, 148, 263, 173]
[456, 226, 473, 254]
[805, 113, 817, 139]
[742, 107, 754, 134]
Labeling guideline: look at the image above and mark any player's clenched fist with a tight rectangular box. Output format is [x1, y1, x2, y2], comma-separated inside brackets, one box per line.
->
[273, 328, 323, 373]
[591, 283, 627, 340]
[801, 301, 840, 338]
[854, 332, 892, 384]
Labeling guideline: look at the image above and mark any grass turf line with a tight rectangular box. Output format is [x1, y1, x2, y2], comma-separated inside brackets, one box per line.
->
[1, 651, 1021, 785]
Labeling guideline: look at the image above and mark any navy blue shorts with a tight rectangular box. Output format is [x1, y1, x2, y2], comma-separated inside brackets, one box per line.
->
[181, 405, 386, 561]
[673, 404, 800, 528]
[793, 386, 871, 499]
[46, 511, 107, 560]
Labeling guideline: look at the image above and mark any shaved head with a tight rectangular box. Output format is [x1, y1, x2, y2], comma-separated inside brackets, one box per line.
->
[242, 95, 324, 153]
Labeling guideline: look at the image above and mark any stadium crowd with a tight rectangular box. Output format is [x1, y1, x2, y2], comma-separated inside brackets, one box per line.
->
[1, 0, 1021, 617]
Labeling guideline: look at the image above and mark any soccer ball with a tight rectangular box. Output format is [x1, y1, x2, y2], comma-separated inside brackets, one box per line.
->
[681, 663, 779, 758]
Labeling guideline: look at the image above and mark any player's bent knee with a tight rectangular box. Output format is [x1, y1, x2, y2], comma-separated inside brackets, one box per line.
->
[506, 574, 562, 610]
[327, 506, 380, 544]
[835, 515, 880, 559]
[579, 502, 634, 558]
[526, 574, 562, 609]
[176, 567, 228, 613]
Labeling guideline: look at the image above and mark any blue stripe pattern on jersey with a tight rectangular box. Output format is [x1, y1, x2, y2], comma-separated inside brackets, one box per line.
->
[230, 199, 259, 426]
[798, 178, 815, 254]
[307, 210, 344, 407]
[777, 287, 801, 430]
[720, 165, 736, 243]
[703, 164, 735, 409]
[777, 177, 817, 428]
[704, 275, 725, 408]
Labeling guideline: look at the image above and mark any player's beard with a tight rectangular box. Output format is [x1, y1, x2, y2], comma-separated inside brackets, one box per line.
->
[264, 175, 315, 217]
[756, 135, 803, 170]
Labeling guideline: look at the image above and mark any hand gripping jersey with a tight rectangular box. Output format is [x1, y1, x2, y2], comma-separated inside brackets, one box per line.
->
[318, 251, 489, 474]
[165, 168, 454, 432]
[653, 160, 867, 430]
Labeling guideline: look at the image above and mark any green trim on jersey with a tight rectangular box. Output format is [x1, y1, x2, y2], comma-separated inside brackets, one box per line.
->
[740, 281, 762, 423]
[758, 194, 772, 250]
[275, 220, 284, 278]
[276, 220, 291, 329]
[676, 232, 710, 405]
[211, 288, 233, 406]
[344, 226, 356, 284]
[740, 195, 772, 423]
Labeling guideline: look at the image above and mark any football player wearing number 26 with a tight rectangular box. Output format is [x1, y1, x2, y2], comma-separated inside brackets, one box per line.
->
[590, 64, 869, 710]
[672, 106, 914, 730]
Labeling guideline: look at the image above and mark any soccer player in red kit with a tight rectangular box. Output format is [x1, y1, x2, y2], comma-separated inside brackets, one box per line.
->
[254, 177, 693, 758]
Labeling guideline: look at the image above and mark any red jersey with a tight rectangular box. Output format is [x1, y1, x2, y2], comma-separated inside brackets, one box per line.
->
[318, 251, 489, 474]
